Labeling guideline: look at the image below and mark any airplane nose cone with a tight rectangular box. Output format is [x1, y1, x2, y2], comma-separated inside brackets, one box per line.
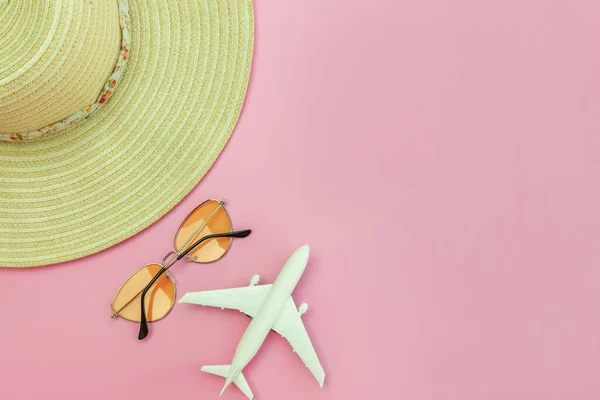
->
[287, 245, 310, 268]
[295, 244, 310, 259]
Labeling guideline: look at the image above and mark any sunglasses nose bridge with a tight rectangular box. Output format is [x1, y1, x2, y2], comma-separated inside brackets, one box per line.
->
[161, 250, 178, 266]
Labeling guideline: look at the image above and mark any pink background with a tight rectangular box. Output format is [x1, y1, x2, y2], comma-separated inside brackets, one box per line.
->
[2, 0, 600, 398]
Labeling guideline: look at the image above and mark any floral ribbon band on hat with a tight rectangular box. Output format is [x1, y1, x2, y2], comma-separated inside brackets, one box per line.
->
[0, 0, 131, 142]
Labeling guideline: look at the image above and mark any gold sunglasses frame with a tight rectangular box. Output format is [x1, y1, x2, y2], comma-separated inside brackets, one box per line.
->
[110, 199, 234, 322]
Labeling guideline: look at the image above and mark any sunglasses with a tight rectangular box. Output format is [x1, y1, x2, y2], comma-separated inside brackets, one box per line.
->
[110, 199, 251, 340]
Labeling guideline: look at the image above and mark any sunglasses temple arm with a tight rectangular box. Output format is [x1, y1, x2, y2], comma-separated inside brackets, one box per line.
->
[137, 266, 168, 340]
[137, 229, 252, 340]
[176, 229, 252, 261]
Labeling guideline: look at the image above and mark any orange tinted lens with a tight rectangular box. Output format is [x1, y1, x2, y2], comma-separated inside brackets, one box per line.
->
[175, 199, 232, 263]
[111, 263, 176, 323]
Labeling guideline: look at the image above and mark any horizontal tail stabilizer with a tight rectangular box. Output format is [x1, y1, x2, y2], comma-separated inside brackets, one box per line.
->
[201, 364, 254, 400]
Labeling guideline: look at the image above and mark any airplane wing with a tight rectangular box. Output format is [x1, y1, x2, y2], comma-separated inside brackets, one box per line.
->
[178, 284, 272, 317]
[273, 297, 326, 387]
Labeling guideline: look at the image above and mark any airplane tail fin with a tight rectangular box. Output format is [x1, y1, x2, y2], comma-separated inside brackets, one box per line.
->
[201, 364, 254, 400]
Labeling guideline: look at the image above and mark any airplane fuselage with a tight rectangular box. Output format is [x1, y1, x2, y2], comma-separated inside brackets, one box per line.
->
[229, 245, 309, 377]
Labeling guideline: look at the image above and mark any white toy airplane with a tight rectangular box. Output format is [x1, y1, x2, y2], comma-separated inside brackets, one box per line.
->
[179, 245, 325, 399]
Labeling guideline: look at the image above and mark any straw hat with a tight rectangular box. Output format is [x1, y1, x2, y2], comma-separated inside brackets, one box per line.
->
[0, 0, 254, 267]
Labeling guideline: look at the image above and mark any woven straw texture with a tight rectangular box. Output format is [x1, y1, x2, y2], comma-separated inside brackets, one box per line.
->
[0, 0, 254, 267]
[0, 0, 121, 134]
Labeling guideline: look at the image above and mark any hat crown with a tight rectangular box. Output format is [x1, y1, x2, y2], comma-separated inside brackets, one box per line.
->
[0, 0, 120, 134]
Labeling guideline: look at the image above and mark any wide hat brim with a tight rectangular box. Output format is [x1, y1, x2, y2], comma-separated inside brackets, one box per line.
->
[0, 0, 254, 267]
